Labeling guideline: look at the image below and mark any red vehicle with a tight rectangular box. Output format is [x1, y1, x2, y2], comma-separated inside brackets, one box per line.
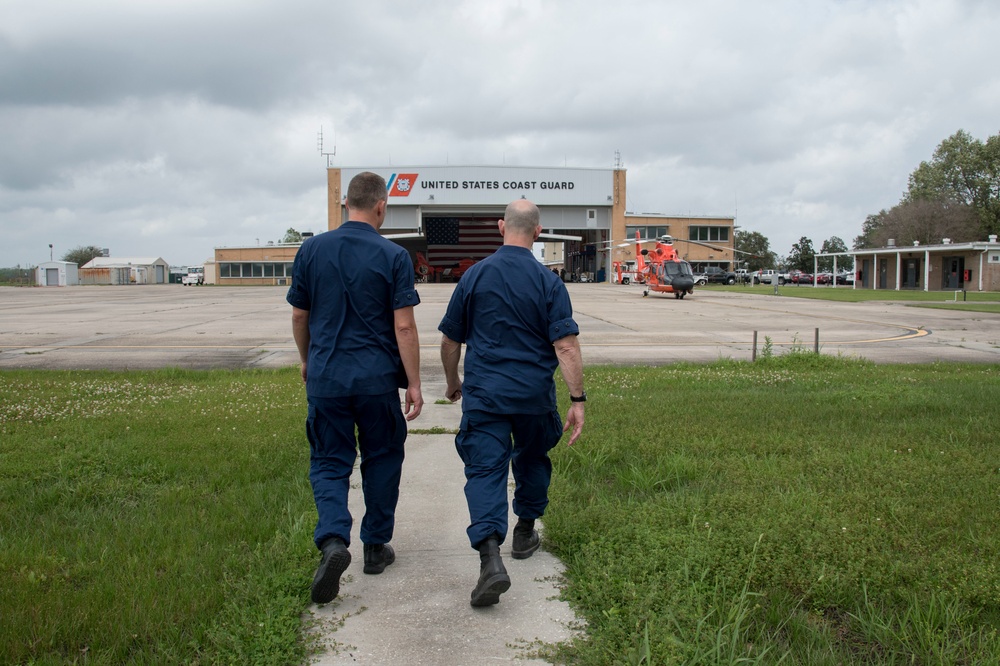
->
[788, 270, 814, 285]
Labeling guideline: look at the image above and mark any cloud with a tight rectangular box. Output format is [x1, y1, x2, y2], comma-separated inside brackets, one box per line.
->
[2, 0, 999, 267]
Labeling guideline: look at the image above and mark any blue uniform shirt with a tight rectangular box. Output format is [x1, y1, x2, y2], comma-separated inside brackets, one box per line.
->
[286, 221, 420, 398]
[438, 245, 579, 414]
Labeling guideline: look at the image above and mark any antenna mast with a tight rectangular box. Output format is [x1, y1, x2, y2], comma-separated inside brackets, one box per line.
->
[318, 125, 336, 167]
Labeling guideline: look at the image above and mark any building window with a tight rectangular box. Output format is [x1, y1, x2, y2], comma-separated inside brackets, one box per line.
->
[625, 225, 670, 240]
[689, 226, 730, 243]
[218, 262, 295, 279]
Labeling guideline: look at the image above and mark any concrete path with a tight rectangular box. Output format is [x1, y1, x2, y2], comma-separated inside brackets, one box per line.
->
[307, 384, 579, 665]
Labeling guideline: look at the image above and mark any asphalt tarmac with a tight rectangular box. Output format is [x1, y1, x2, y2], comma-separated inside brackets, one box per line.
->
[1, 283, 998, 373]
[2, 283, 997, 664]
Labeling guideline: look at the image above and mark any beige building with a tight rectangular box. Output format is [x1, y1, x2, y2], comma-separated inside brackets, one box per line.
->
[209, 242, 301, 286]
[824, 236, 1000, 292]
[211, 165, 735, 284]
[80, 256, 170, 285]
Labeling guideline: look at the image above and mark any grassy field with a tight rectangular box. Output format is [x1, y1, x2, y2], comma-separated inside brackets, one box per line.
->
[545, 355, 1000, 665]
[3, 359, 999, 664]
[700, 284, 1000, 313]
[0, 369, 317, 665]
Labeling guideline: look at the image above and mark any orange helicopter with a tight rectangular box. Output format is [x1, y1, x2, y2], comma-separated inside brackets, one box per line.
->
[633, 232, 697, 298]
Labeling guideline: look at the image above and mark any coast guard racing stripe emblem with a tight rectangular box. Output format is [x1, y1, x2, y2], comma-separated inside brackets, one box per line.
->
[387, 173, 418, 197]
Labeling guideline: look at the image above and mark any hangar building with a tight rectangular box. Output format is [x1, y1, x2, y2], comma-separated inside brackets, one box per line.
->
[210, 165, 736, 285]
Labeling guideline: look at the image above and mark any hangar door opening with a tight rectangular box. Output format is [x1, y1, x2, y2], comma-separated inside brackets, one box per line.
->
[401, 214, 504, 283]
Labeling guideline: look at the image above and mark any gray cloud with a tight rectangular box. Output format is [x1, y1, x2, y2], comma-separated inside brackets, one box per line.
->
[2, 0, 999, 268]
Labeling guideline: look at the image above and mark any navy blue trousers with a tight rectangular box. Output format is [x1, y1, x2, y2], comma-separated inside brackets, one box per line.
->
[455, 409, 563, 549]
[306, 392, 406, 550]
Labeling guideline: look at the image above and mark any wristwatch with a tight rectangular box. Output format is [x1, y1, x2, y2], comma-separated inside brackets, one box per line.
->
[570, 392, 587, 403]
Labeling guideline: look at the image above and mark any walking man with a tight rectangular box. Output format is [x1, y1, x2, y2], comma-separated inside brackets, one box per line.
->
[438, 199, 585, 607]
[287, 171, 423, 604]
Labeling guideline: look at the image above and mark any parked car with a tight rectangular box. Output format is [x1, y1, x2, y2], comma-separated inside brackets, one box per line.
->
[788, 270, 814, 285]
[815, 272, 833, 285]
[734, 268, 754, 284]
[696, 266, 738, 285]
[836, 271, 855, 285]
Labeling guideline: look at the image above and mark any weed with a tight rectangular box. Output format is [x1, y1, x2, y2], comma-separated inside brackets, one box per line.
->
[760, 336, 774, 360]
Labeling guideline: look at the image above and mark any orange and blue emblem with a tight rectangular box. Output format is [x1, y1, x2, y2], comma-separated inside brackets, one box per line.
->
[386, 173, 418, 197]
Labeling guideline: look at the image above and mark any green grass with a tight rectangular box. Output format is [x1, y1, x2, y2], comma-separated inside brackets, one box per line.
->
[4, 361, 1000, 665]
[701, 283, 1000, 306]
[0, 368, 318, 665]
[544, 356, 1000, 665]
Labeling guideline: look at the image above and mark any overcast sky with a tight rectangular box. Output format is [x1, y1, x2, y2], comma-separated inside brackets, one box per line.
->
[2, 0, 998, 268]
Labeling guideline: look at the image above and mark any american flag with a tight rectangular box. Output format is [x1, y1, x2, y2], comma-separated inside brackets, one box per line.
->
[424, 217, 503, 267]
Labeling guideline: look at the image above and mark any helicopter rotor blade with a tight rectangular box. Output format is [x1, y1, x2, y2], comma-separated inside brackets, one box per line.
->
[672, 237, 759, 257]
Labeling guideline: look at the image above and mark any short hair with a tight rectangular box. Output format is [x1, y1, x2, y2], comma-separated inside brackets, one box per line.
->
[503, 199, 540, 235]
[346, 172, 387, 211]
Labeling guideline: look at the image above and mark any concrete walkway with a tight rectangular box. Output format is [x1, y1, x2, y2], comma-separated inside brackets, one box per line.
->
[307, 380, 580, 665]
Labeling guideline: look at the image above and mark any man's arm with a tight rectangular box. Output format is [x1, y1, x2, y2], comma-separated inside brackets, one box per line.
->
[440, 334, 463, 402]
[554, 334, 585, 446]
[394, 306, 423, 420]
[291, 306, 310, 384]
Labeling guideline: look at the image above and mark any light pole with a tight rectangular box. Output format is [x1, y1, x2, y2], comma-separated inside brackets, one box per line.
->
[49, 244, 53, 261]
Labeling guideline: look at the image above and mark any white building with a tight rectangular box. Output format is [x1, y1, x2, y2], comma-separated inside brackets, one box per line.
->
[36, 261, 79, 286]
[80, 257, 170, 285]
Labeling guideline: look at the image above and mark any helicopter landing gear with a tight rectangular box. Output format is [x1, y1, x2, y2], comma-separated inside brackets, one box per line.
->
[642, 289, 649, 297]
[675, 291, 684, 299]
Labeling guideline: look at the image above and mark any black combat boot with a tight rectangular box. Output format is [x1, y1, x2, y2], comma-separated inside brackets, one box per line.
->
[511, 517, 540, 560]
[470, 536, 510, 607]
[363, 543, 396, 574]
[311, 537, 351, 604]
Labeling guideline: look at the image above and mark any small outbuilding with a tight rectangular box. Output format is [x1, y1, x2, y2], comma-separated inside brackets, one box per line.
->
[36, 261, 79, 287]
[79, 257, 171, 285]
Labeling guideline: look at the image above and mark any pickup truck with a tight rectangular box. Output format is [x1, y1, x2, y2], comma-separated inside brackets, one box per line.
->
[693, 266, 737, 285]
[754, 270, 787, 285]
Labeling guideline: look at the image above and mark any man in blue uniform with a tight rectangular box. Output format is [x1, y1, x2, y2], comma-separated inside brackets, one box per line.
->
[439, 199, 585, 607]
[287, 171, 423, 604]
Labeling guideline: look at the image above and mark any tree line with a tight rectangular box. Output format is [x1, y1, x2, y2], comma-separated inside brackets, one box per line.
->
[736, 128, 1000, 273]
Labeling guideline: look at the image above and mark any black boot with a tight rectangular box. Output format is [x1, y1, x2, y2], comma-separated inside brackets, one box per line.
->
[311, 537, 351, 604]
[511, 518, 540, 560]
[363, 543, 395, 574]
[470, 536, 510, 607]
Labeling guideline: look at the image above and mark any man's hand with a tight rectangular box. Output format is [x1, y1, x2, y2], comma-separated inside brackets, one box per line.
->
[299, 362, 308, 384]
[563, 402, 584, 446]
[404, 385, 423, 421]
[445, 380, 462, 403]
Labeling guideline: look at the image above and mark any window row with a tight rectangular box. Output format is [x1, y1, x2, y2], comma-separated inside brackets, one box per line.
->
[625, 225, 670, 241]
[219, 262, 295, 278]
[689, 226, 730, 242]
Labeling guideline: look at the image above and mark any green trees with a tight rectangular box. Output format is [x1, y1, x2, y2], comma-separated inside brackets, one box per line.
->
[786, 237, 816, 272]
[817, 236, 848, 272]
[734, 230, 777, 272]
[281, 228, 303, 244]
[62, 245, 104, 266]
[905, 129, 1000, 236]
[857, 129, 1000, 249]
